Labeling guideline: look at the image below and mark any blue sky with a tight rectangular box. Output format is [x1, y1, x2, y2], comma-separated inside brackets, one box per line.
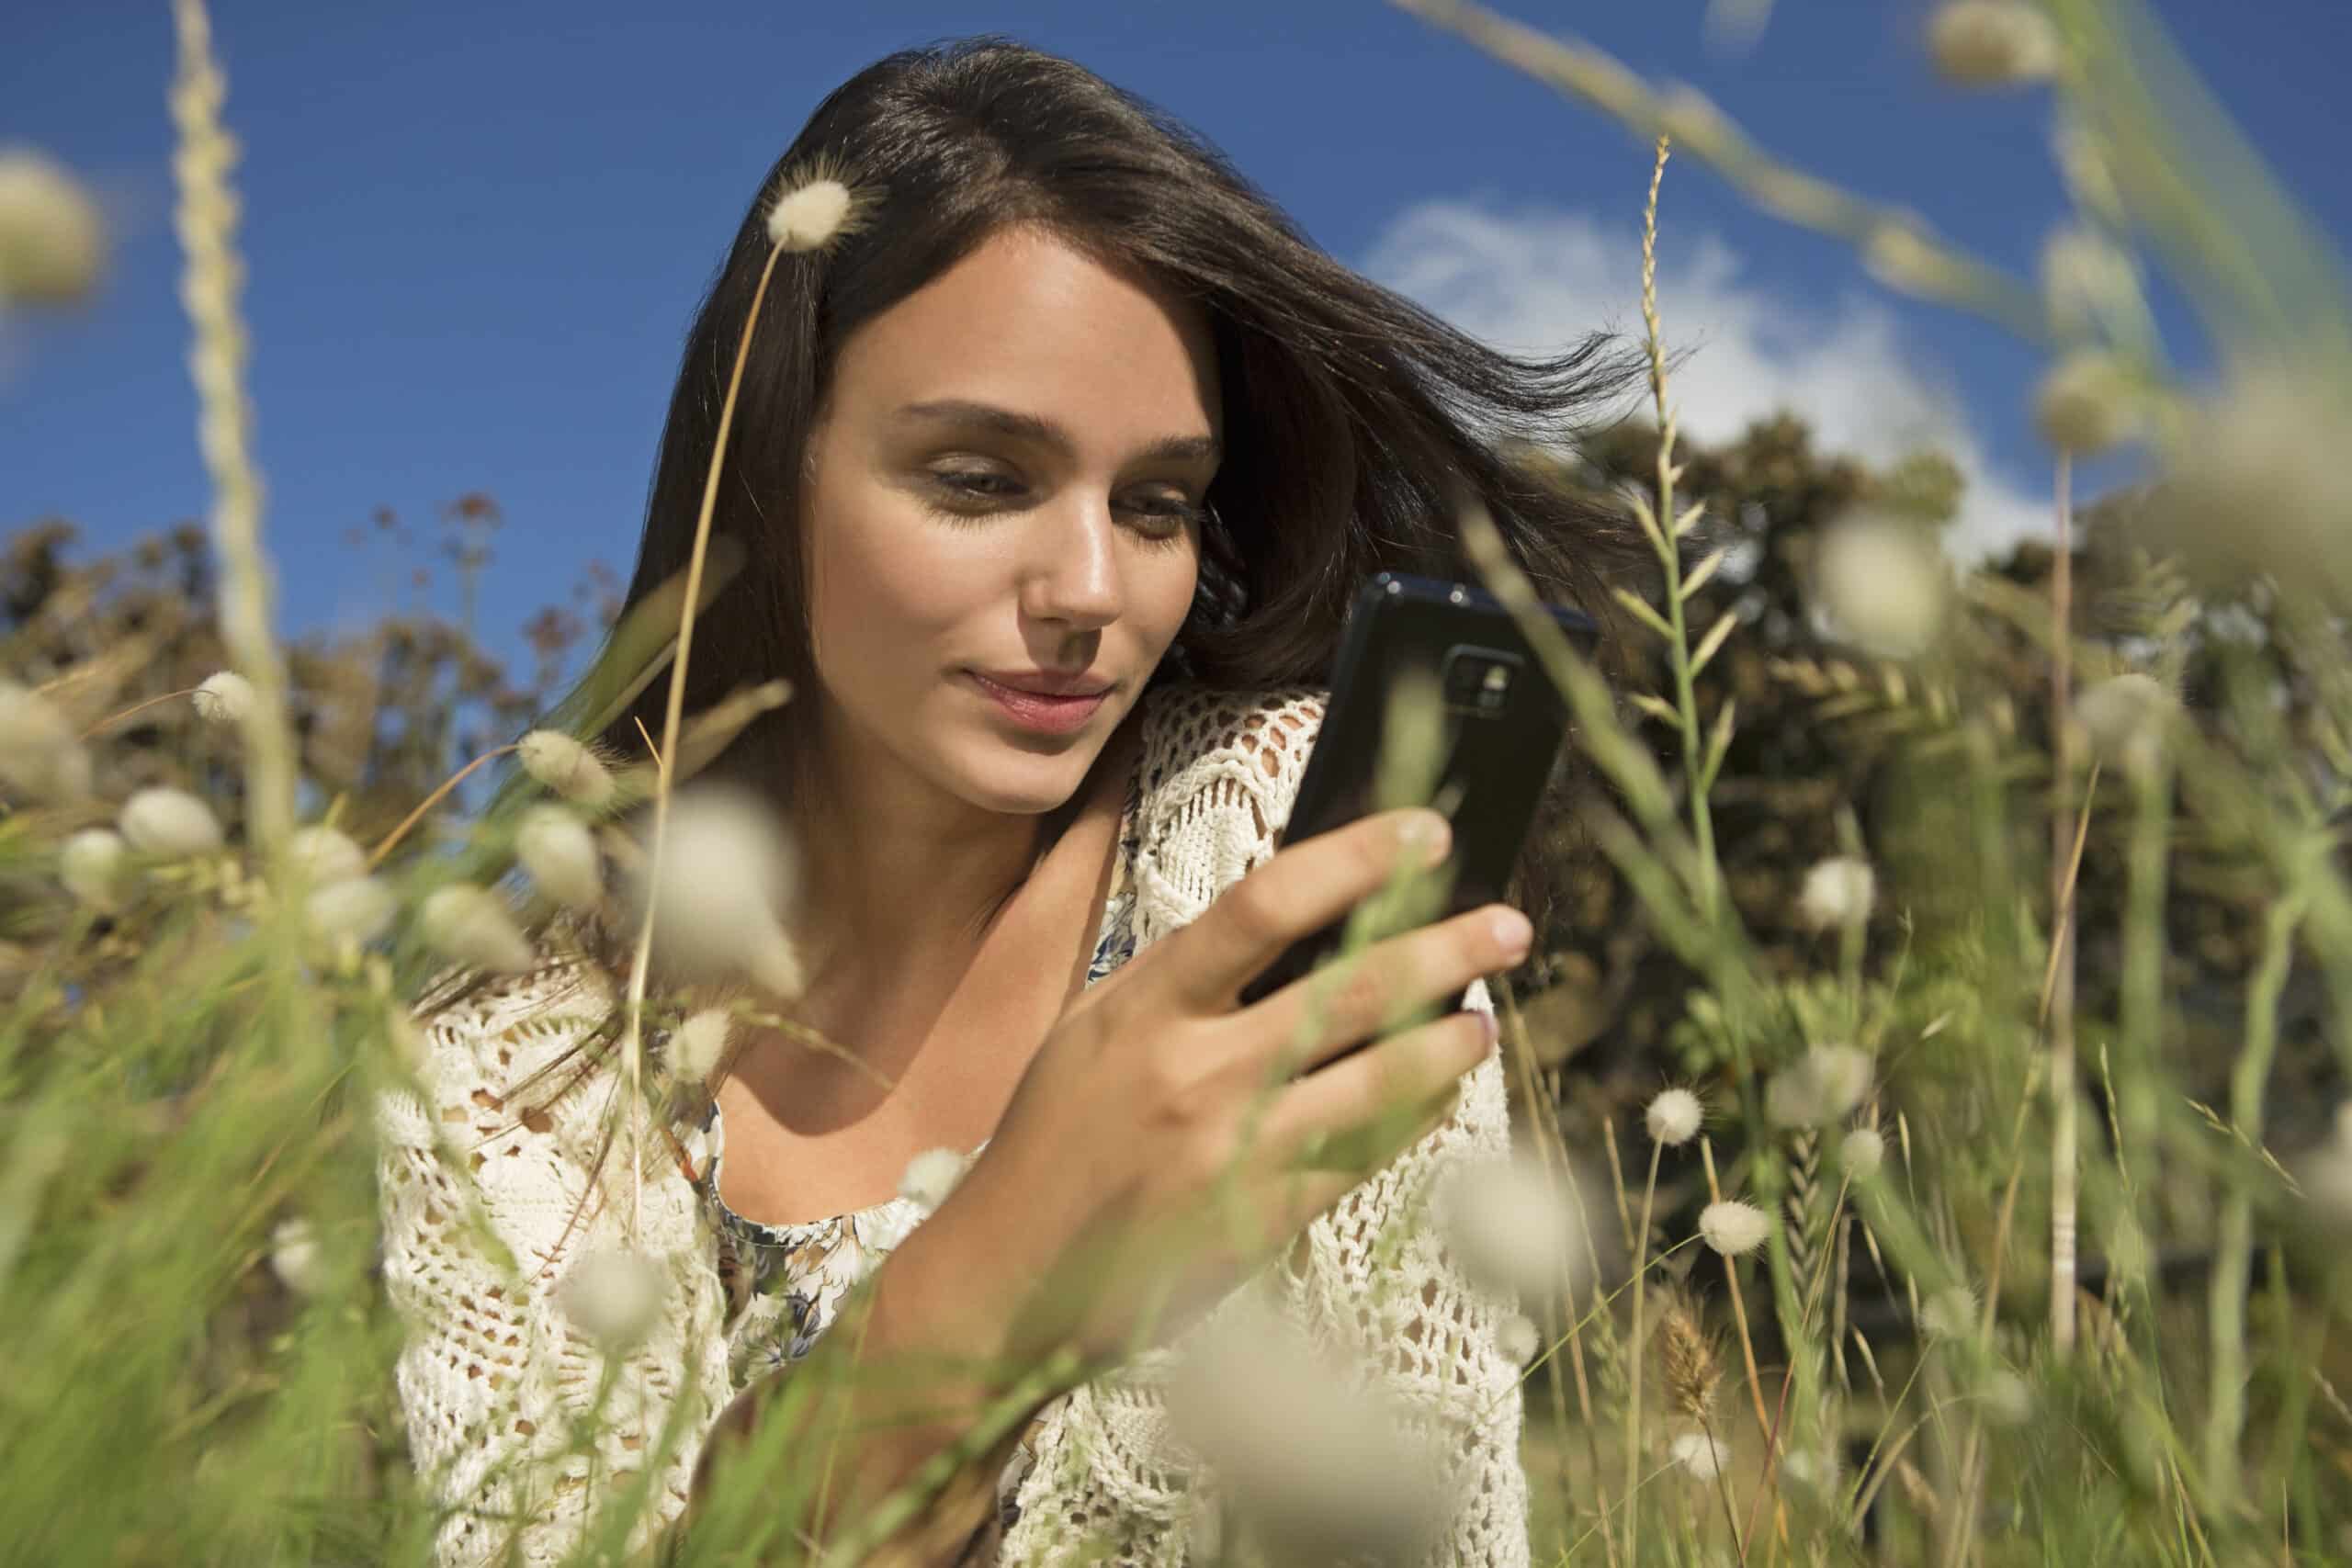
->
[6, 0, 2348, 689]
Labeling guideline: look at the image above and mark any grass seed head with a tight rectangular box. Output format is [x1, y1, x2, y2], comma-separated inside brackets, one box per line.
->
[191, 669, 255, 727]
[1669, 1430, 1730, 1483]
[60, 828, 130, 912]
[1700, 1199, 1770, 1258]
[1657, 1297, 1722, 1419]
[119, 785, 224, 858]
[2033, 350, 2143, 455]
[1768, 1043, 1876, 1129]
[667, 1007, 733, 1087]
[1498, 1312, 1541, 1368]
[1928, 0, 2060, 86]
[555, 1247, 667, 1351]
[514, 803, 603, 910]
[287, 824, 366, 886]
[516, 728, 616, 810]
[268, 1217, 326, 1298]
[417, 883, 535, 975]
[1813, 514, 1943, 660]
[305, 875, 396, 949]
[1798, 855, 1876, 931]
[1840, 1124, 1887, 1179]
[0, 679, 93, 803]
[0, 146, 106, 305]
[1434, 1150, 1592, 1303]
[766, 177, 854, 252]
[1645, 1087, 1703, 1147]
[897, 1147, 969, 1214]
[632, 783, 807, 1000]
[2073, 671, 2174, 779]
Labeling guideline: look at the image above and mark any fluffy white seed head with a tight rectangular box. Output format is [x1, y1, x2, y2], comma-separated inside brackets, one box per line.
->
[1670, 1431, 1730, 1483]
[2072, 671, 2174, 780]
[1812, 513, 1944, 660]
[556, 1247, 667, 1350]
[632, 783, 807, 999]
[667, 1007, 734, 1086]
[60, 828, 130, 912]
[1798, 855, 1876, 931]
[1497, 1313, 1541, 1368]
[1928, 0, 2059, 85]
[1434, 1150, 1593, 1303]
[2303, 1101, 2352, 1233]
[1840, 1125, 1887, 1179]
[1983, 1368, 2033, 1427]
[1645, 1088, 1704, 1147]
[515, 803, 603, 910]
[1165, 1293, 1453, 1563]
[1767, 1043, 1876, 1130]
[898, 1146, 969, 1215]
[287, 824, 367, 886]
[417, 883, 535, 975]
[191, 670, 255, 727]
[0, 679, 93, 803]
[305, 875, 397, 949]
[1781, 1448, 1841, 1490]
[516, 729, 616, 809]
[0, 146, 106, 305]
[766, 177, 853, 252]
[2040, 226, 2140, 340]
[1699, 1199, 1770, 1258]
[2034, 350, 2143, 455]
[1921, 1283, 1979, 1340]
[119, 786, 224, 858]
[269, 1216, 327, 1298]
[2152, 365, 2352, 605]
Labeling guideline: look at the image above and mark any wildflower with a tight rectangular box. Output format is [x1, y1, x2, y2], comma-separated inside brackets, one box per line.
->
[556, 1247, 668, 1351]
[667, 1007, 734, 1086]
[1645, 1087, 1703, 1147]
[2153, 364, 2352, 604]
[1920, 1283, 1978, 1340]
[514, 803, 603, 910]
[305, 875, 397, 949]
[269, 1217, 327, 1298]
[2072, 671, 2174, 781]
[1812, 513, 1943, 660]
[60, 828, 130, 912]
[0, 679, 93, 803]
[1434, 1151, 1591, 1303]
[1657, 1299, 1721, 1418]
[1497, 1313, 1541, 1369]
[191, 669, 254, 727]
[417, 883, 535, 975]
[898, 1147, 968, 1214]
[2033, 350, 2143, 455]
[119, 786, 223, 857]
[1699, 1200, 1770, 1258]
[766, 177, 853, 252]
[1165, 1294, 1452, 1563]
[0, 147, 106, 305]
[516, 729, 616, 810]
[1840, 1125, 1887, 1179]
[1767, 1043, 1875, 1130]
[1927, 0, 2059, 86]
[1798, 855, 1876, 931]
[632, 784, 808, 1000]
[1669, 1430, 1730, 1483]
[287, 824, 367, 886]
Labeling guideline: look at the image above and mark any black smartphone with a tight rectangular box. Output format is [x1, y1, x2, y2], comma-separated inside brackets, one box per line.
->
[1237, 571, 1600, 1040]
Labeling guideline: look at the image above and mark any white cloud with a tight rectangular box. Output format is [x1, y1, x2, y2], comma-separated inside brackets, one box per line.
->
[1358, 199, 2048, 560]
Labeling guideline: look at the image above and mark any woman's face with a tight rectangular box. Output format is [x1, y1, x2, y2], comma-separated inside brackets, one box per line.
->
[797, 224, 1218, 818]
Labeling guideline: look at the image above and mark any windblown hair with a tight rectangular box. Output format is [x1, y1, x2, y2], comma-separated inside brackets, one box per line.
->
[446, 33, 1645, 1063]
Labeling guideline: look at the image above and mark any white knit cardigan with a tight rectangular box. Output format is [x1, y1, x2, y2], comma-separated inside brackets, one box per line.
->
[377, 680, 1532, 1567]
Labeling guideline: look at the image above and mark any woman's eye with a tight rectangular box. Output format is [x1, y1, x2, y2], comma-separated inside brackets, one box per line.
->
[923, 470, 1202, 538]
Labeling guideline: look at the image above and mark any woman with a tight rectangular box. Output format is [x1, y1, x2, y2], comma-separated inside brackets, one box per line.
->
[377, 34, 1638, 1568]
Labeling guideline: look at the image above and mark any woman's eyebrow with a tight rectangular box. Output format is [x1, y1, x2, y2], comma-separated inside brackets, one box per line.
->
[892, 399, 1220, 465]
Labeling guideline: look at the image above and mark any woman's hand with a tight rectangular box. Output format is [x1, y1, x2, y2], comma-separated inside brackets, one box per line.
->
[942, 806, 1528, 1368]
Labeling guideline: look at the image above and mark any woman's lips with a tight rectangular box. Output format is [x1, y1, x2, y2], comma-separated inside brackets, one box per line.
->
[964, 671, 1108, 733]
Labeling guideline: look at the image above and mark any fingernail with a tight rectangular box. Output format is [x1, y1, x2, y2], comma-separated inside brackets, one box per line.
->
[1477, 1009, 1498, 1044]
[1401, 811, 1451, 863]
[1491, 908, 1532, 958]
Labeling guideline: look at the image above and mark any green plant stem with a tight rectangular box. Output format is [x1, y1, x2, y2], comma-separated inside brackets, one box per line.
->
[2203, 892, 2304, 1504]
[1624, 1138, 1661, 1568]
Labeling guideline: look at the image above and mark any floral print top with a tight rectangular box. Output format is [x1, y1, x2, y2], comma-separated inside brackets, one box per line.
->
[695, 776, 1144, 1550]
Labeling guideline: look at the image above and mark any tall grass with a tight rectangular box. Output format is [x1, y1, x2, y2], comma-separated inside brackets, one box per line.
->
[4, 0, 2351, 1564]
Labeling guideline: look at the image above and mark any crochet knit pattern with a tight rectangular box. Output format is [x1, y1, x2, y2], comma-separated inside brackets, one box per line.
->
[376, 680, 1532, 1567]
